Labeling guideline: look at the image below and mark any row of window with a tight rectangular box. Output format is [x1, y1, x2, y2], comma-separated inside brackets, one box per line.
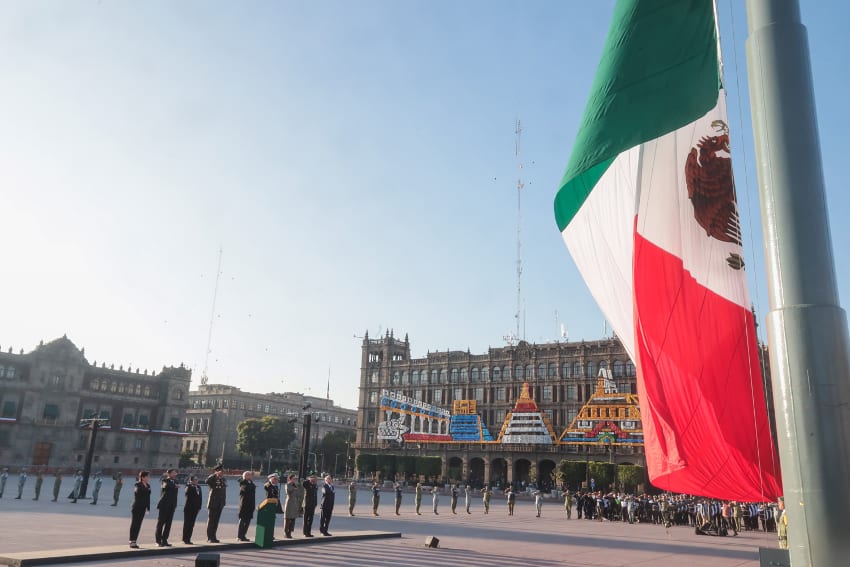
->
[369, 381, 636, 409]
[0, 365, 17, 379]
[89, 378, 155, 398]
[190, 398, 355, 425]
[382, 360, 636, 386]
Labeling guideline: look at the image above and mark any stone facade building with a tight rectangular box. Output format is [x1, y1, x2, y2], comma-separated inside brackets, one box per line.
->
[185, 384, 357, 470]
[0, 336, 190, 470]
[354, 330, 642, 487]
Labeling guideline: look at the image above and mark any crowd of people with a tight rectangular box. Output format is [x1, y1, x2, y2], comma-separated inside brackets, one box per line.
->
[1, 465, 788, 551]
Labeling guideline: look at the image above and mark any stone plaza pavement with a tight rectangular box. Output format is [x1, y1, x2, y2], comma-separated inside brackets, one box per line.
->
[0, 479, 783, 566]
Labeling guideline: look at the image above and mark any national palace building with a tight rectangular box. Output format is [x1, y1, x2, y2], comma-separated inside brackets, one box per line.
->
[0, 336, 191, 470]
[353, 329, 646, 488]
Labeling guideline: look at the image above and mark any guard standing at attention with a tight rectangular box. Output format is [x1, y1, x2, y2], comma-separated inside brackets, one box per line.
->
[205, 465, 227, 543]
[302, 474, 318, 537]
[415, 482, 423, 515]
[155, 469, 179, 547]
[182, 476, 202, 544]
[348, 481, 357, 516]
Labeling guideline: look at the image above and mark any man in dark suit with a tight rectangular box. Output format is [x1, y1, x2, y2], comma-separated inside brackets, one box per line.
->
[237, 471, 256, 542]
[302, 474, 318, 537]
[205, 465, 227, 543]
[155, 469, 179, 547]
[182, 476, 202, 544]
[319, 475, 336, 536]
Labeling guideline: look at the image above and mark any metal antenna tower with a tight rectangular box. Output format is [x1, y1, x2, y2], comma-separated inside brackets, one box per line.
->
[201, 246, 223, 385]
[515, 119, 524, 341]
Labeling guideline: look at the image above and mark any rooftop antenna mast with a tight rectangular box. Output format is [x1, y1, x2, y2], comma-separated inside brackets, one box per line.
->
[201, 246, 223, 385]
[514, 119, 524, 341]
[503, 120, 525, 347]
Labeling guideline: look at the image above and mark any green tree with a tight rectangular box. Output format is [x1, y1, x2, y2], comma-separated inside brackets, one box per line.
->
[617, 464, 646, 492]
[587, 461, 615, 491]
[316, 430, 355, 475]
[356, 453, 377, 476]
[416, 456, 441, 479]
[178, 450, 196, 468]
[236, 416, 296, 459]
[558, 460, 587, 489]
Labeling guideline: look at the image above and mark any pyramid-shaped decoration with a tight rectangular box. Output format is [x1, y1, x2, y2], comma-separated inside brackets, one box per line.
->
[497, 382, 556, 444]
[558, 371, 644, 447]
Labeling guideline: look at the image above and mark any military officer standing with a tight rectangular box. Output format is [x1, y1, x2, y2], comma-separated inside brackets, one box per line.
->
[348, 481, 357, 516]
[51, 471, 62, 502]
[283, 474, 299, 538]
[112, 472, 124, 506]
[0, 467, 8, 498]
[371, 481, 381, 516]
[205, 465, 227, 543]
[15, 469, 27, 499]
[393, 482, 402, 515]
[302, 475, 318, 537]
[182, 476, 202, 544]
[155, 469, 179, 547]
[33, 471, 44, 500]
[481, 485, 492, 514]
[414, 482, 423, 515]
[90, 472, 103, 504]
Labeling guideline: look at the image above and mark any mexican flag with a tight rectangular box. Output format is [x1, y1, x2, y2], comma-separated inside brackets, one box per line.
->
[554, 0, 782, 501]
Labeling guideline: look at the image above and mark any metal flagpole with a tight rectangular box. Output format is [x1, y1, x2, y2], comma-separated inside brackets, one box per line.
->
[746, 0, 850, 565]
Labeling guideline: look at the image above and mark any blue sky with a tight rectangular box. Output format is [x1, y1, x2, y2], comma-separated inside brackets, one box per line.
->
[1, 1, 847, 410]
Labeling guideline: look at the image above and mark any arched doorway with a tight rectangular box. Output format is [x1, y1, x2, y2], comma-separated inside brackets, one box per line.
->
[538, 459, 557, 492]
[469, 457, 485, 487]
[490, 458, 508, 488]
[514, 458, 531, 489]
[448, 456, 463, 483]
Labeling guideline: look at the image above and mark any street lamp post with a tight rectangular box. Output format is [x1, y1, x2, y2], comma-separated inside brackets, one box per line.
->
[297, 404, 320, 479]
[78, 416, 110, 499]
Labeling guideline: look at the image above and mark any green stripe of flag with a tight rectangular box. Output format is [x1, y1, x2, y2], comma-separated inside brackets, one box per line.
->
[554, 0, 721, 231]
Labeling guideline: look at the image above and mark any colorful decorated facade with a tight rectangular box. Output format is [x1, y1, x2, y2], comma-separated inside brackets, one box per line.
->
[355, 330, 646, 487]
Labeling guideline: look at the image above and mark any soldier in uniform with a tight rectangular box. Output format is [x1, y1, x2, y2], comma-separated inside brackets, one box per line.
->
[0, 467, 8, 498]
[263, 473, 282, 510]
[564, 490, 574, 519]
[205, 465, 227, 543]
[506, 486, 516, 516]
[90, 472, 103, 504]
[777, 497, 788, 549]
[51, 471, 62, 502]
[70, 470, 82, 503]
[112, 472, 124, 506]
[348, 481, 357, 516]
[237, 471, 256, 542]
[464, 485, 472, 514]
[15, 468, 27, 499]
[371, 481, 381, 516]
[481, 485, 492, 514]
[155, 469, 179, 546]
[302, 474, 318, 537]
[450, 484, 458, 514]
[431, 484, 440, 515]
[283, 474, 299, 538]
[182, 476, 202, 544]
[33, 471, 44, 500]
[414, 482, 423, 515]
[533, 489, 543, 517]
[394, 482, 403, 515]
